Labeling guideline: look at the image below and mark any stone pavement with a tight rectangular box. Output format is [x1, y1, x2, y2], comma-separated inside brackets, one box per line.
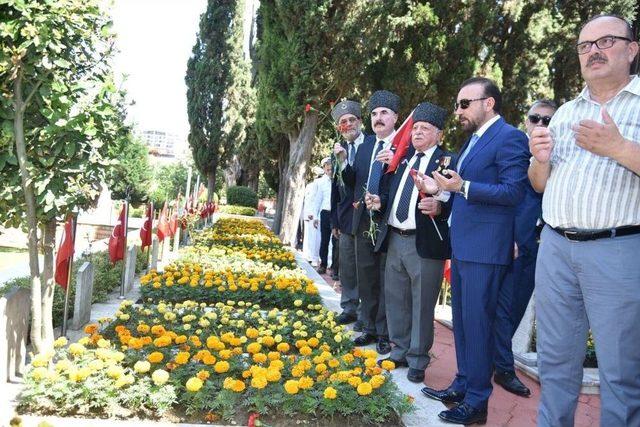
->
[315, 266, 602, 427]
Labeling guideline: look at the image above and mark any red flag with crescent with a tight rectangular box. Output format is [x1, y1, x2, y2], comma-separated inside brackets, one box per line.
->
[169, 206, 178, 237]
[140, 202, 153, 250]
[387, 110, 414, 174]
[109, 204, 126, 264]
[157, 201, 170, 242]
[55, 216, 75, 288]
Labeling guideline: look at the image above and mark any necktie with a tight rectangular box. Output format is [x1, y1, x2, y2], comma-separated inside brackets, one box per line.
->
[457, 133, 479, 171]
[394, 153, 425, 223]
[348, 142, 355, 165]
[366, 140, 385, 194]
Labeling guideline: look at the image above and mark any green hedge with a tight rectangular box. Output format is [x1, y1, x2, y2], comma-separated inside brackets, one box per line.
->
[218, 205, 257, 216]
[226, 185, 258, 208]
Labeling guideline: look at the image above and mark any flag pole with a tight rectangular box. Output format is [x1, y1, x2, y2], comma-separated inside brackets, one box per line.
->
[119, 195, 130, 299]
[61, 214, 77, 338]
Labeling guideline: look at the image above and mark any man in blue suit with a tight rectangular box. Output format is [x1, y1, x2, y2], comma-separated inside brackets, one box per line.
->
[492, 100, 556, 398]
[421, 77, 530, 425]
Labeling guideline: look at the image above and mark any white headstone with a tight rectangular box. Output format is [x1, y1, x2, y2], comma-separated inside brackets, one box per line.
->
[512, 293, 535, 355]
[71, 262, 95, 330]
[124, 245, 137, 292]
[151, 237, 159, 270]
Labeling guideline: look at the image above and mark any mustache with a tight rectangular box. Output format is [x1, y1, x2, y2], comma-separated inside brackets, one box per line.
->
[587, 53, 607, 67]
[374, 121, 385, 127]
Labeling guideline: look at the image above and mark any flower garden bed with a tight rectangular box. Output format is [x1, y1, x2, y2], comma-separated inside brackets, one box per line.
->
[18, 218, 413, 425]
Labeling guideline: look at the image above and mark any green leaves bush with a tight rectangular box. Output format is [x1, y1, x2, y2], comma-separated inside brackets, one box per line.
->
[226, 186, 258, 208]
[218, 205, 257, 216]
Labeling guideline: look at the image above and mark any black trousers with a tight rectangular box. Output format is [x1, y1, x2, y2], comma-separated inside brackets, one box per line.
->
[319, 210, 331, 267]
[331, 234, 339, 272]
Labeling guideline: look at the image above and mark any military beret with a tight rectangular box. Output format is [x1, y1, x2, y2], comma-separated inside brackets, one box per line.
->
[368, 90, 400, 114]
[331, 100, 362, 122]
[412, 101, 448, 130]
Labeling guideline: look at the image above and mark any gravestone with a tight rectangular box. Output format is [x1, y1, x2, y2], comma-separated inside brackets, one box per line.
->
[150, 237, 159, 270]
[124, 245, 137, 293]
[71, 262, 95, 331]
[0, 287, 30, 383]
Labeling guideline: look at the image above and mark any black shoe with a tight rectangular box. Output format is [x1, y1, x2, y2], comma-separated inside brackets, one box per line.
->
[438, 402, 487, 425]
[421, 386, 465, 404]
[352, 321, 363, 332]
[377, 357, 408, 368]
[407, 368, 425, 383]
[316, 266, 326, 275]
[336, 312, 357, 325]
[376, 337, 391, 355]
[353, 333, 376, 346]
[494, 371, 531, 397]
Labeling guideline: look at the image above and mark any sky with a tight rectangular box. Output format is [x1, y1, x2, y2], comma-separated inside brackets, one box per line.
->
[111, 0, 207, 153]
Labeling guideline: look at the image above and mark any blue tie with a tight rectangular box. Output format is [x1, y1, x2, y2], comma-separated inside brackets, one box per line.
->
[348, 142, 355, 165]
[367, 141, 385, 194]
[395, 153, 425, 223]
[457, 133, 479, 171]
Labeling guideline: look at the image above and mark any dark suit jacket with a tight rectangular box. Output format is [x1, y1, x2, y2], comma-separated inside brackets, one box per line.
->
[342, 134, 378, 230]
[330, 140, 360, 235]
[450, 117, 530, 266]
[373, 145, 453, 260]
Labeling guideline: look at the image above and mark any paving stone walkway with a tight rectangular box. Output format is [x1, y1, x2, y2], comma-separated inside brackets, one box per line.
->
[316, 267, 602, 427]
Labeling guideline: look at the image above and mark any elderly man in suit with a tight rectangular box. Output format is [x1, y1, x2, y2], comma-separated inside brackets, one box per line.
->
[365, 101, 453, 383]
[336, 90, 400, 355]
[330, 99, 371, 326]
[421, 77, 530, 425]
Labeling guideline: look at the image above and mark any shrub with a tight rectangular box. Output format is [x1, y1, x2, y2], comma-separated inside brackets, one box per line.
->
[218, 205, 257, 216]
[226, 186, 258, 208]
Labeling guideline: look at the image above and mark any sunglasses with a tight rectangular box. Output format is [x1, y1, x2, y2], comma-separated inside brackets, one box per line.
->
[454, 97, 488, 110]
[528, 114, 552, 126]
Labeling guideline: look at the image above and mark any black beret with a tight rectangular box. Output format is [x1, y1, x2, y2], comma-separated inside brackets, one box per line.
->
[412, 102, 447, 130]
[368, 90, 400, 114]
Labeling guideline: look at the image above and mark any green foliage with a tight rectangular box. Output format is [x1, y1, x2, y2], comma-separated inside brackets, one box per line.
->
[107, 136, 152, 207]
[0, 276, 30, 297]
[148, 162, 195, 207]
[186, 0, 255, 195]
[0, 0, 131, 227]
[257, 171, 276, 199]
[226, 185, 258, 208]
[218, 205, 257, 216]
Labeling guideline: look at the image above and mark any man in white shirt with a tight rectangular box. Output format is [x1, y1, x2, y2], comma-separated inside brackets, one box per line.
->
[315, 157, 333, 274]
[529, 15, 640, 426]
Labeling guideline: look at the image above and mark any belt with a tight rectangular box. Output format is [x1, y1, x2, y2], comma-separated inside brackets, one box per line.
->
[551, 225, 640, 242]
[390, 226, 416, 236]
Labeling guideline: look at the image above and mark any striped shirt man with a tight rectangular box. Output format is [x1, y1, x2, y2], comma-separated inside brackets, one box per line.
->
[542, 75, 640, 229]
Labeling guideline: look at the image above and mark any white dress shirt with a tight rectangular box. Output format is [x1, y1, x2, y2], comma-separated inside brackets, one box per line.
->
[388, 145, 438, 230]
[314, 174, 332, 212]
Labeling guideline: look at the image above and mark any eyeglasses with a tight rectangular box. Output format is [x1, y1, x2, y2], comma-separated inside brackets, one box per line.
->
[454, 97, 488, 110]
[528, 114, 553, 126]
[576, 35, 633, 55]
[338, 117, 359, 126]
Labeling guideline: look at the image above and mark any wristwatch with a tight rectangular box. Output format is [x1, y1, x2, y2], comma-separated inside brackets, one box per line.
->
[458, 180, 469, 198]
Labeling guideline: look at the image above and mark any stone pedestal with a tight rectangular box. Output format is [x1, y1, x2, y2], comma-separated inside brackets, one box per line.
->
[512, 293, 535, 355]
[150, 237, 159, 270]
[124, 245, 137, 292]
[71, 262, 95, 331]
[0, 288, 30, 383]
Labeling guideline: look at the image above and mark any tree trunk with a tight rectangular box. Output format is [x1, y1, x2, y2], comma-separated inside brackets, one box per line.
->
[207, 168, 217, 203]
[40, 218, 56, 348]
[278, 111, 318, 246]
[272, 139, 290, 235]
[13, 75, 47, 353]
[224, 155, 242, 188]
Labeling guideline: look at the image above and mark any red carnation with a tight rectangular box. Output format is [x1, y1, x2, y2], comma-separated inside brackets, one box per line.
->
[305, 103, 311, 112]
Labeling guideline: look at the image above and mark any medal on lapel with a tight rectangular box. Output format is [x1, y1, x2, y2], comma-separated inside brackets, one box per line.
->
[436, 156, 452, 177]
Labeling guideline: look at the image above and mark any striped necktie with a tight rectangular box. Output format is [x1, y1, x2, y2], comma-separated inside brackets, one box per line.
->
[366, 140, 385, 194]
[457, 133, 479, 171]
[395, 153, 425, 223]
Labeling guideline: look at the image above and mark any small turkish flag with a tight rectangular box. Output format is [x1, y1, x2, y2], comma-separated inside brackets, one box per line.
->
[387, 111, 415, 174]
[444, 259, 451, 283]
[140, 202, 153, 250]
[157, 201, 170, 242]
[55, 216, 75, 289]
[109, 204, 127, 264]
[169, 207, 178, 237]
